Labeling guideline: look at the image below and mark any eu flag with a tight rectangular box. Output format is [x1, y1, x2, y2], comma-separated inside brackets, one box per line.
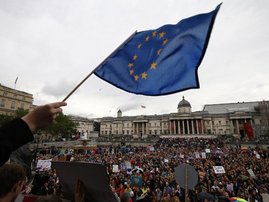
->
[94, 4, 221, 96]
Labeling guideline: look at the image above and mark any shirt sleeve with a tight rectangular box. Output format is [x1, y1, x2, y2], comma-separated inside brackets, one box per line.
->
[0, 118, 34, 166]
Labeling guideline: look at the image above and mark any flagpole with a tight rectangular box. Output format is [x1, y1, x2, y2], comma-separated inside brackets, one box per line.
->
[62, 31, 137, 102]
[14, 76, 18, 89]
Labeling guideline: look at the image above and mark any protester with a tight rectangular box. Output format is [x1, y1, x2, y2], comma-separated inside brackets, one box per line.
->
[0, 102, 67, 166]
[0, 163, 27, 202]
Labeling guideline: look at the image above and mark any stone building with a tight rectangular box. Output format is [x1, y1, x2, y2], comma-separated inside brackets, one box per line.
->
[99, 97, 267, 139]
[0, 84, 33, 115]
[69, 115, 99, 139]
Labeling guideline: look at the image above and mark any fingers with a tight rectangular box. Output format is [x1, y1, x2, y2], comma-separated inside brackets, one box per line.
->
[50, 101, 67, 108]
[48, 102, 67, 116]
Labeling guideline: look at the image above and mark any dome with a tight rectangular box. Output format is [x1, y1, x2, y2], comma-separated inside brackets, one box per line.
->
[178, 96, 191, 108]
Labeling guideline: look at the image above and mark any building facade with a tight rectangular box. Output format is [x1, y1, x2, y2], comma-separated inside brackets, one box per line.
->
[99, 97, 268, 139]
[69, 115, 100, 139]
[0, 84, 33, 115]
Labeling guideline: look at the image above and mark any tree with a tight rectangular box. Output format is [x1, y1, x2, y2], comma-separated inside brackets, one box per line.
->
[44, 113, 78, 139]
[0, 114, 13, 127]
[0, 108, 29, 127]
[14, 108, 29, 118]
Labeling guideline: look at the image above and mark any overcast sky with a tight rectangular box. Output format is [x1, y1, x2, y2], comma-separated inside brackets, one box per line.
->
[1, 0, 268, 118]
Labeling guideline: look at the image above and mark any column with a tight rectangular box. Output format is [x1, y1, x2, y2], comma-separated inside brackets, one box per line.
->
[230, 120, 234, 134]
[178, 120, 181, 134]
[169, 121, 172, 135]
[187, 120, 190, 134]
[201, 120, 204, 134]
[182, 120, 186, 135]
[210, 120, 213, 134]
[146, 122, 149, 135]
[173, 120, 176, 134]
[191, 120, 194, 135]
[142, 123, 144, 135]
[196, 120, 199, 135]
[236, 120, 239, 135]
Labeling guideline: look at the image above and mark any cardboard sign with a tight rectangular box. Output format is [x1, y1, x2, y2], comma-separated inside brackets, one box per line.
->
[51, 161, 118, 202]
[213, 166, 225, 174]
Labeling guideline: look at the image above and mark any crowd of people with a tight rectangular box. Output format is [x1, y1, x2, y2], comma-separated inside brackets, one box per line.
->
[28, 138, 269, 202]
[1, 102, 269, 202]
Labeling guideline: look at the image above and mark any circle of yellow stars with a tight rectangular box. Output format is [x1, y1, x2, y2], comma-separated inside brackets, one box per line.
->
[128, 30, 169, 81]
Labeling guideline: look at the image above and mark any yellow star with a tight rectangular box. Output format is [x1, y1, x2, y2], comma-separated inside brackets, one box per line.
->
[150, 62, 157, 69]
[145, 35, 150, 42]
[159, 31, 166, 38]
[162, 38, 168, 45]
[152, 31, 157, 37]
[141, 72, 147, 79]
[133, 54, 137, 60]
[157, 49, 162, 56]
[128, 63, 134, 68]
[130, 69, 134, 75]
[134, 75, 139, 81]
[137, 44, 142, 49]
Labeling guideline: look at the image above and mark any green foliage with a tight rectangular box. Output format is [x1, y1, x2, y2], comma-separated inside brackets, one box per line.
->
[0, 114, 13, 126]
[44, 113, 78, 139]
[0, 108, 29, 126]
[15, 108, 29, 118]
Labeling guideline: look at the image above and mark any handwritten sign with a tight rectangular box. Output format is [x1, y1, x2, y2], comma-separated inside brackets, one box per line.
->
[213, 166, 225, 174]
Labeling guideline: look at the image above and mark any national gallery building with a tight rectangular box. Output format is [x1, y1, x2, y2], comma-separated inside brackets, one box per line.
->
[97, 97, 268, 139]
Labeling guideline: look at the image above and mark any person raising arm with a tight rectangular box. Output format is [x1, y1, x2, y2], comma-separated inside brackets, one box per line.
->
[0, 102, 67, 166]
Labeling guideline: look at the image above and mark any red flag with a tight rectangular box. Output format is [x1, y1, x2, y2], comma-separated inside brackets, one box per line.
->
[244, 123, 254, 139]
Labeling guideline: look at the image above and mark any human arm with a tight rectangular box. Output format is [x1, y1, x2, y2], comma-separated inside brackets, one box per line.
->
[0, 101, 67, 166]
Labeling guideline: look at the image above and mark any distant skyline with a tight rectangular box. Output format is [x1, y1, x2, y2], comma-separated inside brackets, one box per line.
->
[1, 0, 268, 118]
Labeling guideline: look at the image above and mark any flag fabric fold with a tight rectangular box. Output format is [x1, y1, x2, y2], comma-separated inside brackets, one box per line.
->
[94, 4, 221, 96]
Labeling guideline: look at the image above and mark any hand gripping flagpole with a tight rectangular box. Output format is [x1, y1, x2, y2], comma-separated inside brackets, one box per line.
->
[62, 31, 137, 102]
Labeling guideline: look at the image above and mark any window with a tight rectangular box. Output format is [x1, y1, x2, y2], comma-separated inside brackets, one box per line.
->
[0, 99, 5, 107]
[11, 101, 16, 109]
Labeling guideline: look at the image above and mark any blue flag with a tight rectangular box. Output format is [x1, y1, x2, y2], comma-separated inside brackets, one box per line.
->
[94, 4, 221, 96]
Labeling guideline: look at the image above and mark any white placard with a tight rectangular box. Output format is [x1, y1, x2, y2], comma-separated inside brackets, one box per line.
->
[247, 169, 256, 178]
[201, 152, 206, 159]
[213, 166, 225, 174]
[205, 149, 211, 153]
[195, 152, 200, 159]
[113, 164, 119, 173]
[36, 159, 52, 171]
[164, 159, 169, 163]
